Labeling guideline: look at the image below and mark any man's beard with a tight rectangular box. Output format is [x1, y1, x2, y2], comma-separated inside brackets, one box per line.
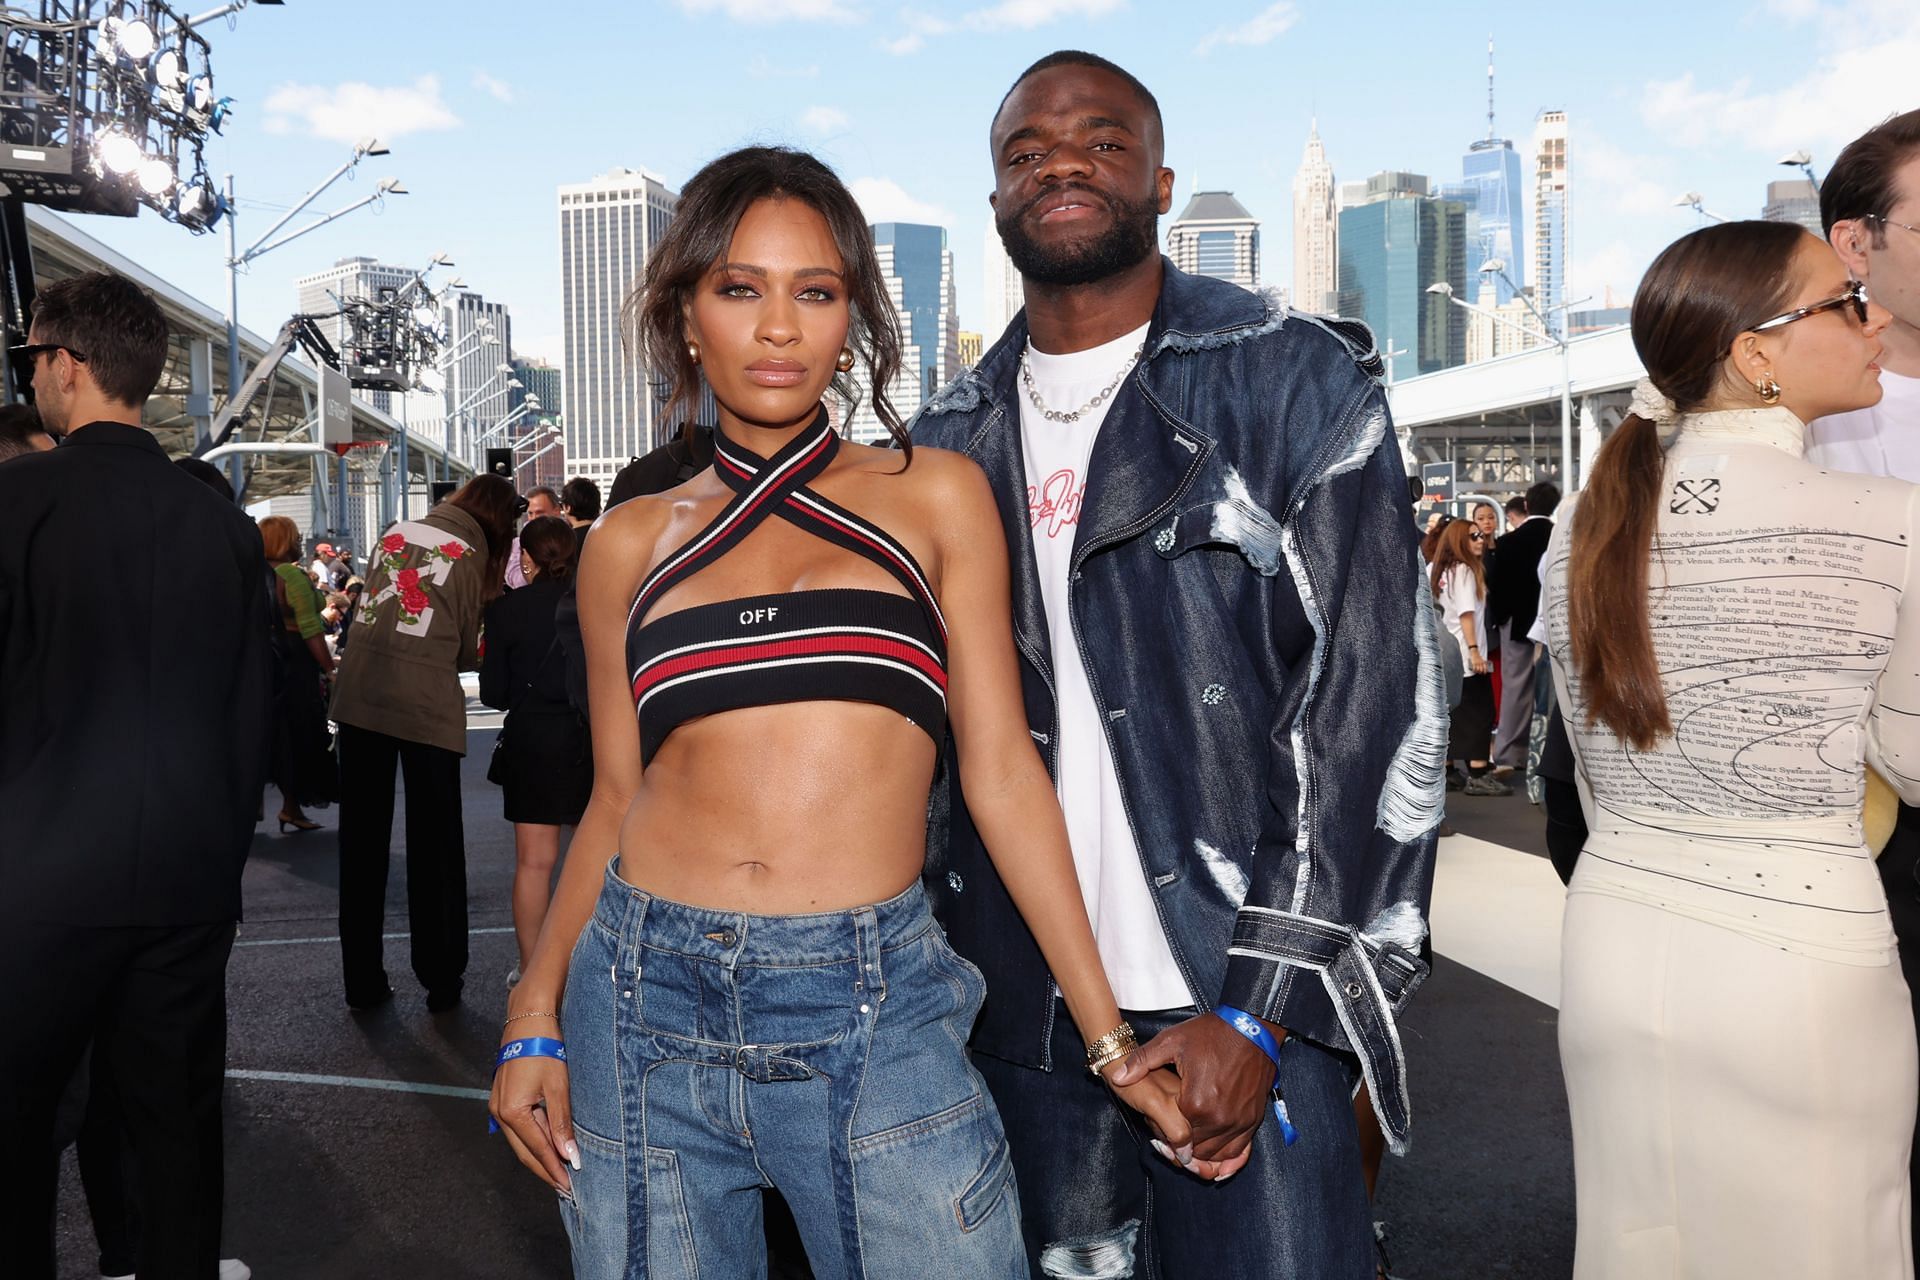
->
[995, 184, 1160, 288]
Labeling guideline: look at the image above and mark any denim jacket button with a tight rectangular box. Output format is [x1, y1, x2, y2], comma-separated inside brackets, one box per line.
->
[1345, 981, 1364, 999]
[1154, 524, 1178, 554]
[946, 871, 964, 894]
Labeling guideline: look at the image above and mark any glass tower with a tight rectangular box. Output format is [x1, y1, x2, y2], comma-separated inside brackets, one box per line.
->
[1336, 175, 1469, 380]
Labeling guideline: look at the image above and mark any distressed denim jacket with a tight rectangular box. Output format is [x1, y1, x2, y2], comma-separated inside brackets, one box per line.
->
[912, 261, 1444, 1152]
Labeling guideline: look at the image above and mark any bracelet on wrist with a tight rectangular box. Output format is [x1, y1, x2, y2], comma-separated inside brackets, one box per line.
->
[1212, 1006, 1299, 1147]
[502, 1010, 560, 1030]
[1084, 1021, 1138, 1077]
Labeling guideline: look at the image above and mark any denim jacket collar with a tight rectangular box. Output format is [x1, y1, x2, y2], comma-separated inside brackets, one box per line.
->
[941, 258, 1276, 680]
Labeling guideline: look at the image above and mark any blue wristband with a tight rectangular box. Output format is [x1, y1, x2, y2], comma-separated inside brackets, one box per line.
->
[1213, 1005, 1299, 1148]
[488, 1037, 567, 1134]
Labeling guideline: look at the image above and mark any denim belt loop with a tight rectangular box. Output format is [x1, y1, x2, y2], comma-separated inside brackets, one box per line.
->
[852, 905, 887, 1007]
[622, 884, 650, 982]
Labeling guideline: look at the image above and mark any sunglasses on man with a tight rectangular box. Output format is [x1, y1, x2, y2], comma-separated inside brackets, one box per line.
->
[7, 342, 88, 364]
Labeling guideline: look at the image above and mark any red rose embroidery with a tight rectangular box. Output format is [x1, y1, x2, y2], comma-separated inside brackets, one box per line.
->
[439, 542, 466, 560]
[402, 587, 431, 615]
[396, 568, 421, 591]
[381, 533, 406, 554]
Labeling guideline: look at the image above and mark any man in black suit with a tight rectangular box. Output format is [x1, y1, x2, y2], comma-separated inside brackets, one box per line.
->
[0, 271, 272, 1278]
[1484, 480, 1559, 777]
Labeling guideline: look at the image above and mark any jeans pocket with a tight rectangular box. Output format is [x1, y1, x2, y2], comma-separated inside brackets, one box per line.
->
[849, 1094, 1026, 1275]
[958, 1135, 1016, 1233]
[561, 1125, 628, 1280]
[644, 1145, 700, 1280]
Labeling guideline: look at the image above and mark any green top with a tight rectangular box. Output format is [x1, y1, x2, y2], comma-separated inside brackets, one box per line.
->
[273, 561, 325, 640]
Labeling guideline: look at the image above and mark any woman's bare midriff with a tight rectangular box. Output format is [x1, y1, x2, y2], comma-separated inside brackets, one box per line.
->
[613, 700, 938, 915]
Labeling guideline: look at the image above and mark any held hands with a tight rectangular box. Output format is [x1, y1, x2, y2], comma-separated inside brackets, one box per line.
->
[1468, 646, 1488, 675]
[489, 1016, 580, 1195]
[1106, 1012, 1287, 1180]
[1100, 1053, 1239, 1182]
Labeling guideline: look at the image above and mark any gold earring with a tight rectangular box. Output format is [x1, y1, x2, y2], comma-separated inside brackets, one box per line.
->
[1755, 374, 1782, 405]
[687, 340, 701, 366]
[835, 347, 855, 373]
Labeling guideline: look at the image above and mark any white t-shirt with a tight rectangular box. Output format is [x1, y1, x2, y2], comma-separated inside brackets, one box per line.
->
[1435, 562, 1486, 676]
[1809, 368, 1920, 482]
[1020, 322, 1189, 1012]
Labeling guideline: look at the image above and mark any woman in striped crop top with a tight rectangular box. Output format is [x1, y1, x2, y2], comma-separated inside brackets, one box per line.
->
[491, 146, 1200, 1278]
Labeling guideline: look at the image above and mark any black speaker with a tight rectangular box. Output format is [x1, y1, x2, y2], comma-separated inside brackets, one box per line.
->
[430, 481, 457, 505]
[486, 447, 513, 479]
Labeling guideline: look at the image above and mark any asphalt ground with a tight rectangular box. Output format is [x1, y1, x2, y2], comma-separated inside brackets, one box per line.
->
[53, 710, 1573, 1279]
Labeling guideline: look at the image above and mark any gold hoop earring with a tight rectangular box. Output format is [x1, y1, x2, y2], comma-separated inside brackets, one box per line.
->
[687, 340, 701, 366]
[1756, 374, 1781, 405]
[835, 347, 855, 373]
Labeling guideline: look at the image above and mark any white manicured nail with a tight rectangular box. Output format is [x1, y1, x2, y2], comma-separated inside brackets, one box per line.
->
[564, 1139, 581, 1171]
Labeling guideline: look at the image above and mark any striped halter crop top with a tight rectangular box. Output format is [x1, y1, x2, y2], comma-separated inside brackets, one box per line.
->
[625, 410, 949, 766]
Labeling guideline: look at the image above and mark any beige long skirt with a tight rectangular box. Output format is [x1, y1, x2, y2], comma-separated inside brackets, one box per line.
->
[1560, 890, 1916, 1279]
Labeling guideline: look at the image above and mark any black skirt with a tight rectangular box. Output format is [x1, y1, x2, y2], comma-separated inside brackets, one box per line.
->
[272, 631, 338, 808]
[491, 702, 592, 826]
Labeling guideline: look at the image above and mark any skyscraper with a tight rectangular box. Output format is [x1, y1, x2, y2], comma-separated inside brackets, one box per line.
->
[1336, 172, 1469, 381]
[1292, 121, 1338, 313]
[1762, 178, 1822, 234]
[510, 357, 564, 488]
[1453, 37, 1525, 305]
[849, 223, 959, 445]
[1166, 191, 1259, 290]
[1532, 110, 1570, 337]
[981, 222, 1024, 347]
[442, 289, 513, 461]
[293, 256, 419, 415]
[558, 167, 680, 491]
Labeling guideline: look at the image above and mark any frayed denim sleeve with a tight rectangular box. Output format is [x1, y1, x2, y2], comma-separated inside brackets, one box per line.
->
[1217, 383, 1443, 1154]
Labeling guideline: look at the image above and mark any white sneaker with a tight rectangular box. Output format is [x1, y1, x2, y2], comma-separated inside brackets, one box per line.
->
[103, 1263, 250, 1280]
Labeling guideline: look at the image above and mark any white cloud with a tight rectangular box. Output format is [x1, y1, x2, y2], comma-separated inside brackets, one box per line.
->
[1195, 2, 1299, 55]
[1640, 8, 1920, 152]
[964, 0, 1126, 30]
[263, 75, 459, 143]
[674, 0, 863, 20]
[885, 0, 1122, 53]
[799, 105, 850, 134]
[471, 70, 514, 104]
[1582, 134, 1683, 218]
[1567, 240, 1643, 313]
[849, 177, 954, 226]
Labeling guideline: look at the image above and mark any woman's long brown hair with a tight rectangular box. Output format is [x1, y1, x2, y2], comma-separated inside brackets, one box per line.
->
[1567, 220, 1807, 749]
[1429, 518, 1484, 599]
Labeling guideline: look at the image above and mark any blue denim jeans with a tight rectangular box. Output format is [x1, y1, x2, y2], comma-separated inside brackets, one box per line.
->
[976, 1006, 1373, 1279]
[560, 859, 1028, 1279]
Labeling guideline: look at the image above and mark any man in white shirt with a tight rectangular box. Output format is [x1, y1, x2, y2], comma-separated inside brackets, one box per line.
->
[1808, 106, 1920, 1266]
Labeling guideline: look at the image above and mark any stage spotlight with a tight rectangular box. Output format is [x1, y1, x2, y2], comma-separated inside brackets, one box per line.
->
[137, 156, 175, 195]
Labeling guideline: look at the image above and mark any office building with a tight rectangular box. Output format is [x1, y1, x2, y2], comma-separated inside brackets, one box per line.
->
[1532, 110, 1570, 337]
[294, 256, 420, 416]
[558, 167, 680, 492]
[1450, 37, 1526, 305]
[441, 289, 513, 462]
[848, 223, 959, 445]
[508, 357, 563, 489]
[1336, 171, 1468, 380]
[958, 331, 982, 366]
[981, 223, 1024, 345]
[1762, 178, 1822, 234]
[1338, 179, 1370, 211]
[1166, 190, 1259, 290]
[1292, 120, 1338, 313]
[1463, 283, 1545, 363]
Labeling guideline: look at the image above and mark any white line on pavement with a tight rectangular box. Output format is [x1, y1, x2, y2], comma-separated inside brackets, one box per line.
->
[1429, 832, 1566, 1009]
[225, 1068, 488, 1101]
[235, 925, 517, 948]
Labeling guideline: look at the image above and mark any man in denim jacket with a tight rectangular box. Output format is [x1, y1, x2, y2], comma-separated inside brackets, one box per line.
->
[915, 51, 1444, 1278]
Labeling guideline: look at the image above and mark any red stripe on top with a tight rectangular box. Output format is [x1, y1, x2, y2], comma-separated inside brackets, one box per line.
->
[634, 433, 834, 618]
[785, 497, 946, 638]
[633, 632, 948, 702]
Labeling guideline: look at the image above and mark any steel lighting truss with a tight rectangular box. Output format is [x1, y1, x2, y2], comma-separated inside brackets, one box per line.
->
[338, 283, 442, 394]
[0, 1, 278, 229]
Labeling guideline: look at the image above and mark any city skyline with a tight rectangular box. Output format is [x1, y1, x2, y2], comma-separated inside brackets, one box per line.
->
[61, 2, 1920, 382]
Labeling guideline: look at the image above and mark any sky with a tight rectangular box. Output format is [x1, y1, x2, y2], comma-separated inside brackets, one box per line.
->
[66, 0, 1920, 369]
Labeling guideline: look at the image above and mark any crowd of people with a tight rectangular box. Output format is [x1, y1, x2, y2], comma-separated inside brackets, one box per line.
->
[3, 45, 1919, 1280]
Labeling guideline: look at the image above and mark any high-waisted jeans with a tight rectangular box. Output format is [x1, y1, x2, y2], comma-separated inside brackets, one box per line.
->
[560, 859, 1028, 1279]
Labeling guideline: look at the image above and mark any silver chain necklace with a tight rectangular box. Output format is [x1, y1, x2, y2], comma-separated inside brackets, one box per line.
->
[1020, 340, 1144, 424]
